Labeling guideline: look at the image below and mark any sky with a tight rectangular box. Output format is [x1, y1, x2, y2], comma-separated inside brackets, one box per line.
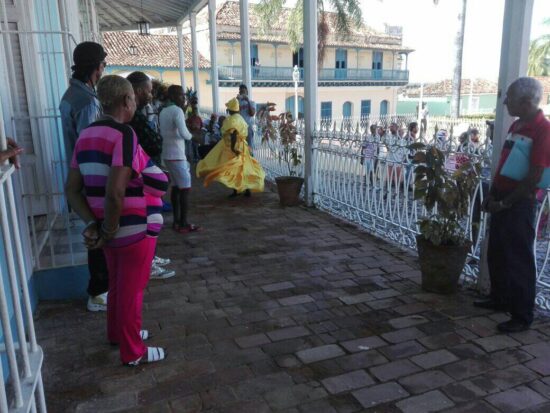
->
[359, 0, 549, 83]
[250, 0, 549, 83]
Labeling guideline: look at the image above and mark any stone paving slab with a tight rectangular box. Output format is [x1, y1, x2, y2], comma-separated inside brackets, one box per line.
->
[36, 180, 550, 412]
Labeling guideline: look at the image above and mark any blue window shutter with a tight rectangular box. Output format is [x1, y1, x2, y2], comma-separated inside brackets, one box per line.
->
[361, 100, 371, 117]
[321, 102, 332, 120]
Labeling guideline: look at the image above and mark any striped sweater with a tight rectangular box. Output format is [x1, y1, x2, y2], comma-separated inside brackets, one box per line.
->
[71, 118, 168, 247]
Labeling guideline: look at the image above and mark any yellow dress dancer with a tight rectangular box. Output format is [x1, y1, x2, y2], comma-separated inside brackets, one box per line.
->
[196, 98, 265, 196]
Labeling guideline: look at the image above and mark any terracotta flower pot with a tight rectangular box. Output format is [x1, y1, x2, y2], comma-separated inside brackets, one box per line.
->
[416, 235, 471, 294]
[275, 176, 304, 207]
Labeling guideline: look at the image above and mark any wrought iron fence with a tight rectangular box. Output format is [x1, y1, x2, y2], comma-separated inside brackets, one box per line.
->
[254, 114, 550, 311]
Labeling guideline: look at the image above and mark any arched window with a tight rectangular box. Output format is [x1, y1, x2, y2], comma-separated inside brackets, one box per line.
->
[380, 100, 389, 116]
[343, 101, 352, 118]
[285, 96, 304, 119]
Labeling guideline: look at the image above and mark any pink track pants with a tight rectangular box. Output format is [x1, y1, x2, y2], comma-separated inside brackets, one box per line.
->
[104, 236, 156, 364]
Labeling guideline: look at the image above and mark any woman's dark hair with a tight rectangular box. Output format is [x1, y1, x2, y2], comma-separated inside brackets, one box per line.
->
[126, 71, 150, 89]
[166, 85, 184, 103]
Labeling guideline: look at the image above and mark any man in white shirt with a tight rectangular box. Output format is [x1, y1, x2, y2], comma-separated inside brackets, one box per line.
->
[237, 84, 256, 149]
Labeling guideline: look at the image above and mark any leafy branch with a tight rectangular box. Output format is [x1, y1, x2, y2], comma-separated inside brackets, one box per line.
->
[411, 142, 480, 246]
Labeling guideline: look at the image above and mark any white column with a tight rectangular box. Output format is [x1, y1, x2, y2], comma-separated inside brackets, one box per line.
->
[478, 0, 534, 294]
[176, 24, 186, 90]
[190, 12, 201, 105]
[303, 0, 317, 207]
[492, 0, 534, 166]
[239, 0, 252, 96]
[208, 0, 220, 113]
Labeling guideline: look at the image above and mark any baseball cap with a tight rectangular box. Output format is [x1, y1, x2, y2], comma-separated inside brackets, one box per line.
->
[72, 42, 107, 69]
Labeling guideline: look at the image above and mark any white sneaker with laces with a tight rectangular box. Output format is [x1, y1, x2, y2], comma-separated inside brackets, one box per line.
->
[150, 263, 176, 280]
[153, 256, 171, 266]
[87, 292, 108, 312]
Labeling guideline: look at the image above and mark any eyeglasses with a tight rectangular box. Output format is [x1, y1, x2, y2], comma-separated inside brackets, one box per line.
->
[101, 61, 107, 67]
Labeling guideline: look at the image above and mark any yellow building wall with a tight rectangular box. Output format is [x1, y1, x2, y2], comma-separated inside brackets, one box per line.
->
[219, 85, 398, 119]
[216, 42, 400, 72]
[257, 43, 276, 67]
[383, 52, 395, 70]
[276, 45, 293, 67]
[218, 41, 242, 66]
[359, 50, 373, 69]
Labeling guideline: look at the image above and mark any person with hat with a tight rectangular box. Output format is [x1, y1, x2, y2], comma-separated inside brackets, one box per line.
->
[196, 98, 265, 197]
[59, 41, 108, 312]
[60, 41, 107, 156]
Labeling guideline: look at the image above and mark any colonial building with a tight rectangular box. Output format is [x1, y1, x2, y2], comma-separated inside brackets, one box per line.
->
[209, 1, 413, 119]
[104, 0, 413, 120]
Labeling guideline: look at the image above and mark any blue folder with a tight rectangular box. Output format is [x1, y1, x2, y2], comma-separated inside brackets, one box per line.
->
[500, 136, 550, 188]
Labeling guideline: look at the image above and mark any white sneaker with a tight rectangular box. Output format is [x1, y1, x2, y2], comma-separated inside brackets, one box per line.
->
[150, 263, 176, 280]
[87, 292, 108, 312]
[153, 256, 171, 266]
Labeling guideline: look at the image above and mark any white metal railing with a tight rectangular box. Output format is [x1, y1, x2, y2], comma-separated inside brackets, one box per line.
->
[0, 165, 46, 413]
[0, 2, 87, 272]
[254, 114, 550, 311]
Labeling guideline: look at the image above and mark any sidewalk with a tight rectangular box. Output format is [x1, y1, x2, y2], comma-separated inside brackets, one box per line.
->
[36, 179, 550, 412]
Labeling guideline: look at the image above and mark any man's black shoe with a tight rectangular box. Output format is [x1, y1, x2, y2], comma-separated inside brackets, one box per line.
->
[497, 319, 530, 333]
[473, 299, 508, 311]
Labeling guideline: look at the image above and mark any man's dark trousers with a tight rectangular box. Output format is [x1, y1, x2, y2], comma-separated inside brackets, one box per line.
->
[488, 196, 537, 325]
[87, 248, 109, 296]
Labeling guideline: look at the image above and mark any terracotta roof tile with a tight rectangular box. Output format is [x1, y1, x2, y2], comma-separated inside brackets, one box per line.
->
[102, 31, 210, 69]
[403, 79, 498, 97]
[216, 1, 413, 52]
[403, 77, 550, 97]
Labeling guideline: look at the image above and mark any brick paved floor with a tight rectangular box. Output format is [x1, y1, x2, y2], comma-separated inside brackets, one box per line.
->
[36, 180, 550, 412]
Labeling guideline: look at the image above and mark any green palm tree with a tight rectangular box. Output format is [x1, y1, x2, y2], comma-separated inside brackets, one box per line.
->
[528, 18, 550, 76]
[255, 0, 363, 66]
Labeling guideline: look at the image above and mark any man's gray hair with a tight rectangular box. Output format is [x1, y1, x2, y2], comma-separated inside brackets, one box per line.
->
[510, 77, 543, 105]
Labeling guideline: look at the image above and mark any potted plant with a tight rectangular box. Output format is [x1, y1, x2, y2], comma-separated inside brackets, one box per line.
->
[257, 103, 303, 206]
[410, 142, 479, 294]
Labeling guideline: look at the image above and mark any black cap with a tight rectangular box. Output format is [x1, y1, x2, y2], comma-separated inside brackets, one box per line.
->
[72, 42, 107, 69]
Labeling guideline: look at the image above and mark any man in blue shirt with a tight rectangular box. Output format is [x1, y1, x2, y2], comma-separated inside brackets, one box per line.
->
[59, 42, 108, 312]
[59, 42, 106, 156]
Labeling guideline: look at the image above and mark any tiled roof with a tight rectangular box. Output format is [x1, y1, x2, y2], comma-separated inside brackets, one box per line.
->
[403, 79, 498, 97]
[216, 1, 413, 52]
[102, 31, 210, 69]
[403, 77, 550, 97]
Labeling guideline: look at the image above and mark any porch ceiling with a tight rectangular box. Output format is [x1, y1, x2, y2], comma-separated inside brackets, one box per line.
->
[97, 0, 208, 31]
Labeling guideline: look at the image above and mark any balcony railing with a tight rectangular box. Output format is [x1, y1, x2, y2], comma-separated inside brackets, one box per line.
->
[253, 114, 550, 312]
[218, 66, 409, 82]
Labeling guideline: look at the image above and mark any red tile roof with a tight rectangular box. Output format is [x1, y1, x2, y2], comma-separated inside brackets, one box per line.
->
[102, 31, 210, 69]
[403, 77, 550, 97]
[216, 1, 413, 52]
[404, 79, 498, 97]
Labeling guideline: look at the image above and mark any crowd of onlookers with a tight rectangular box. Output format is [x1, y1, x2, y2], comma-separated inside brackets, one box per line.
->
[49, 38, 550, 366]
[58, 41, 260, 366]
[359, 119, 485, 184]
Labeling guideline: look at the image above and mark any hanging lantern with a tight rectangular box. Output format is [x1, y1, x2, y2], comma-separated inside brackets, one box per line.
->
[137, 0, 149, 35]
[129, 45, 138, 55]
[137, 20, 150, 36]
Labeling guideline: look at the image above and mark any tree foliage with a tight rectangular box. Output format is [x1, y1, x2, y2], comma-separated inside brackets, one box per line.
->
[410, 142, 480, 246]
[255, 0, 363, 66]
[528, 18, 550, 76]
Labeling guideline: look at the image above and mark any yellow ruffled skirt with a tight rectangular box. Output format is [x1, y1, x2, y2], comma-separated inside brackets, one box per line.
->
[196, 138, 265, 193]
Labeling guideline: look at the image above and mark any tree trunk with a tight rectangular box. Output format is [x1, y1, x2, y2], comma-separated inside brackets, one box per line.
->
[450, 0, 467, 118]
